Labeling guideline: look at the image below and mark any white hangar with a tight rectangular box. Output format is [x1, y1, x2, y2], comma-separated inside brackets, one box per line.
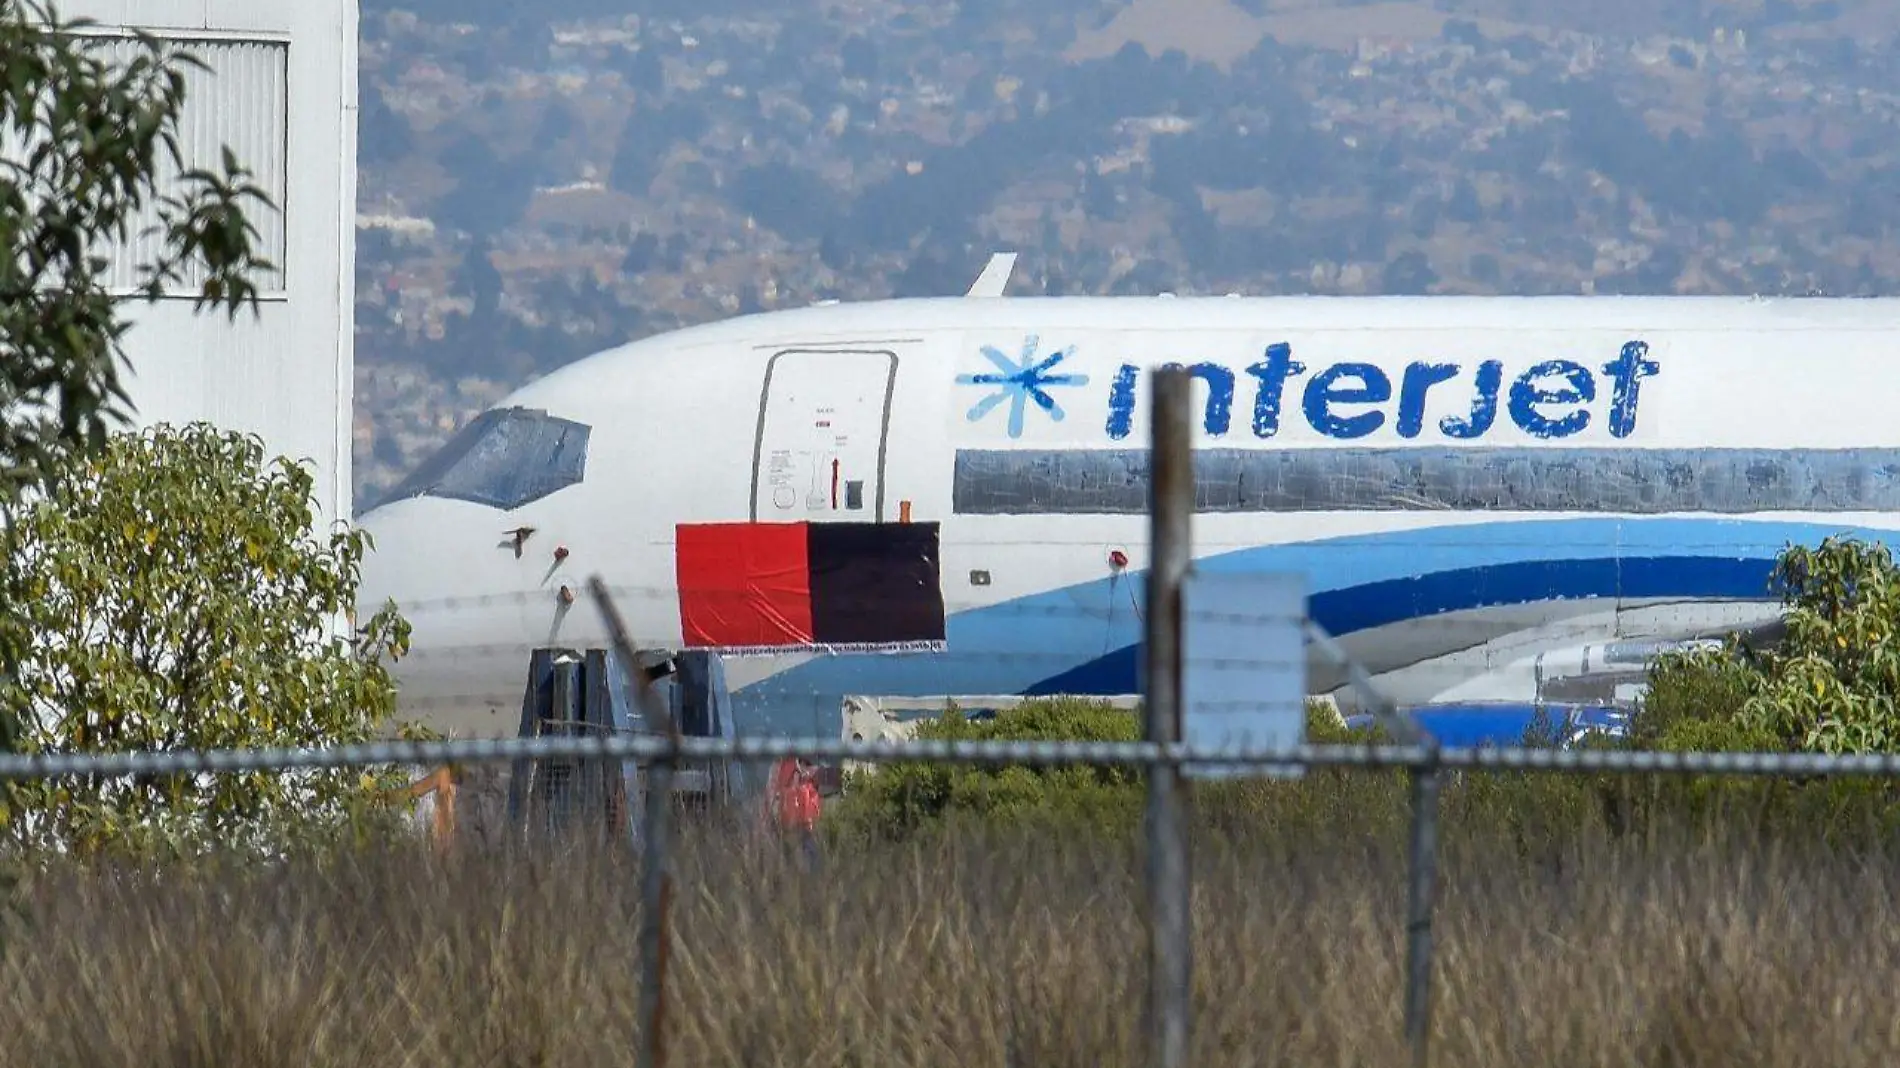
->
[44, 0, 360, 527]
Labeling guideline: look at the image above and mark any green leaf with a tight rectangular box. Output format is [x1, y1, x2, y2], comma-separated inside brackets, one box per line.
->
[0, 423, 434, 860]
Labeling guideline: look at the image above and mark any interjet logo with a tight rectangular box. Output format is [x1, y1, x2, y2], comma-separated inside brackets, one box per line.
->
[959, 337, 1661, 441]
[1104, 341, 1659, 441]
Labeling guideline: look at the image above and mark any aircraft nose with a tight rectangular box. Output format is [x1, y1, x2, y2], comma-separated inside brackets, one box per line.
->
[355, 499, 538, 739]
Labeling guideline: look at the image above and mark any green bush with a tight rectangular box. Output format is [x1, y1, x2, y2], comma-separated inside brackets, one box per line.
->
[1631, 535, 1900, 755]
[825, 698, 1430, 846]
[0, 424, 431, 860]
[824, 697, 1147, 842]
[1588, 536, 1900, 840]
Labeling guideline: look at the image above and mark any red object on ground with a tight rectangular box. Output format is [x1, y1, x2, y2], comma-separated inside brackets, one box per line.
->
[766, 757, 822, 832]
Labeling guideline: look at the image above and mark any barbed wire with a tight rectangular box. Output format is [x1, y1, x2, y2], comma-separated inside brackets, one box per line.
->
[3, 733, 1900, 782]
[386, 581, 1790, 618]
[383, 601, 1730, 662]
[72, 570, 1773, 754]
[390, 644, 1311, 671]
[375, 655, 1684, 715]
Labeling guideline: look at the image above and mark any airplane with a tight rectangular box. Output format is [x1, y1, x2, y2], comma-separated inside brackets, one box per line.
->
[354, 254, 1900, 751]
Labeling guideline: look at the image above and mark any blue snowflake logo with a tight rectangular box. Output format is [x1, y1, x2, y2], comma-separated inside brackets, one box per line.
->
[956, 335, 1090, 438]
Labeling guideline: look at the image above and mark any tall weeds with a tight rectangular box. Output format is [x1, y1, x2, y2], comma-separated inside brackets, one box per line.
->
[0, 789, 1891, 1068]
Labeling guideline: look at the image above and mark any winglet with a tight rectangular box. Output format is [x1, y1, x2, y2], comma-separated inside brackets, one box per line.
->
[965, 252, 1016, 298]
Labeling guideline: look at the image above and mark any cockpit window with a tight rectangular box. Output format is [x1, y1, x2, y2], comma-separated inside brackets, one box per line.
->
[380, 406, 590, 510]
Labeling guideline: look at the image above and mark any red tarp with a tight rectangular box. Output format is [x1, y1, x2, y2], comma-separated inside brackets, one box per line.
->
[674, 520, 947, 652]
[675, 521, 814, 648]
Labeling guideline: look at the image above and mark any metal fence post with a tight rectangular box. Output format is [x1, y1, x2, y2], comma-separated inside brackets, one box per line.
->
[1403, 747, 1443, 1068]
[591, 577, 681, 1068]
[1145, 366, 1193, 1068]
[1302, 612, 1439, 1063]
[1299, 611, 1444, 1048]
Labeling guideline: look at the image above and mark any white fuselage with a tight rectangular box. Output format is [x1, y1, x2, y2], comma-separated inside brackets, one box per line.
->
[354, 294, 1900, 740]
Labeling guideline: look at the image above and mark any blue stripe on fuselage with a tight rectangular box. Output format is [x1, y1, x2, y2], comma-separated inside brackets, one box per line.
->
[730, 516, 1898, 737]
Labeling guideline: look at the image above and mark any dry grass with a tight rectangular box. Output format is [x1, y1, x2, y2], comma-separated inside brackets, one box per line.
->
[0, 807, 1893, 1067]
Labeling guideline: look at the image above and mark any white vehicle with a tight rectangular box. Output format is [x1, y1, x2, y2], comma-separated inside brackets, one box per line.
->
[355, 259, 1900, 742]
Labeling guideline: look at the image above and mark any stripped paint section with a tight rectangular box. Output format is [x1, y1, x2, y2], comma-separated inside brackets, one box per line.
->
[951, 448, 1900, 515]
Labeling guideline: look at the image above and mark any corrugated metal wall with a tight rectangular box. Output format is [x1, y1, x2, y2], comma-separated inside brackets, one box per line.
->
[86, 35, 292, 295]
[16, 0, 361, 534]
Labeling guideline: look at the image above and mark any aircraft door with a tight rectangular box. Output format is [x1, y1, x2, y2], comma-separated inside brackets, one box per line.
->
[750, 348, 897, 522]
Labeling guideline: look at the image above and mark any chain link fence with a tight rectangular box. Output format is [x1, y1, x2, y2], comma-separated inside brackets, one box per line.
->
[5, 725, 1900, 1067]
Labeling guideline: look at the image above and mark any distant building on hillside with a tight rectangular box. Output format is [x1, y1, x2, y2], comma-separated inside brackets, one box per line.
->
[39, 0, 360, 527]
